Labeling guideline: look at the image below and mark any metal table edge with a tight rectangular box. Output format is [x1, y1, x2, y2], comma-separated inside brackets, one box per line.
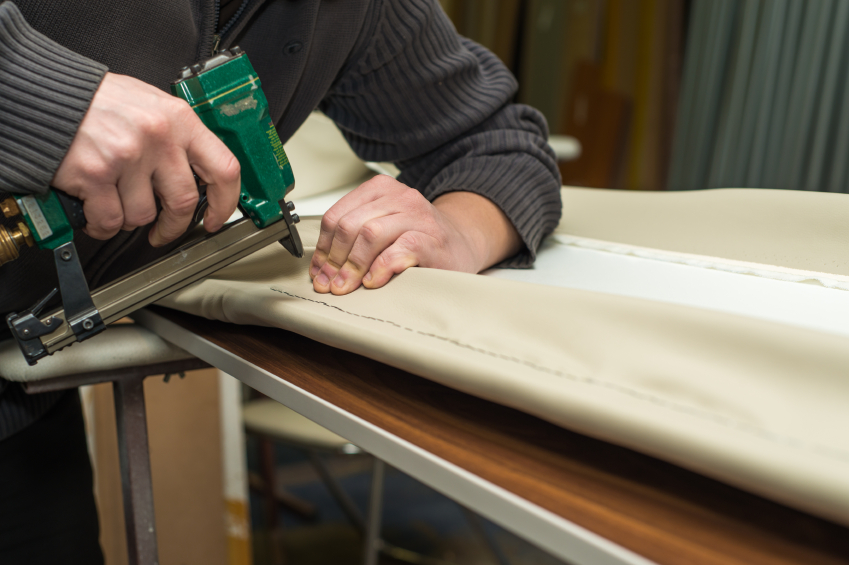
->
[132, 307, 657, 565]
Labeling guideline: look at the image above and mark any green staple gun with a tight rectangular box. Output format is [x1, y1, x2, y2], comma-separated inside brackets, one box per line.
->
[2, 47, 303, 365]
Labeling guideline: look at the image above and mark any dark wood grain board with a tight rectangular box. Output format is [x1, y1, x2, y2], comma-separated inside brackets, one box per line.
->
[151, 306, 849, 565]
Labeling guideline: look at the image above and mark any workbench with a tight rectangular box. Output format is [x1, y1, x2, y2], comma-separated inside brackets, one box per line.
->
[133, 306, 849, 565]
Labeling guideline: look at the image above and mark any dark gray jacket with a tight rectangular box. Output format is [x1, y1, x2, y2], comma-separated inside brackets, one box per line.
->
[0, 0, 561, 439]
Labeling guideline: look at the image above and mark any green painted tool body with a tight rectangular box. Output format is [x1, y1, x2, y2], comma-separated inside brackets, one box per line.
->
[170, 46, 295, 228]
[15, 191, 76, 250]
[4, 47, 302, 365]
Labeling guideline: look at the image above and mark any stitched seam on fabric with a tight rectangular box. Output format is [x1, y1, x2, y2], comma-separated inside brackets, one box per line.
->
[270, 287, 849, 463]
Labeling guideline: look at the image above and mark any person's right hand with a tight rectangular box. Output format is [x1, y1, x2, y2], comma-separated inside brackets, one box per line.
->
[52, 72, 242, 247]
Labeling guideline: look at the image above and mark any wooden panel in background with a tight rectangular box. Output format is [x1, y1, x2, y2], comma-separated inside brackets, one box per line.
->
[85, 369, 228, 565]
[444, 0, 685, 190]
[623, 0, 684, 190]
[439, 0, 522, 71]
[601, 0, 641, 96]
[559, 62, 631, 188]
[153, 307, 849, 565]
[602, 0, 685, 190]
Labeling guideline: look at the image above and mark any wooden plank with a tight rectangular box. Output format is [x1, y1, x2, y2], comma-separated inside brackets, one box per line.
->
[150, 307, 849, 565]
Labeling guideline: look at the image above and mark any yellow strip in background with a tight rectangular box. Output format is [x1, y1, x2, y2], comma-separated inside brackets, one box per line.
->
[225, 498, 252, 565]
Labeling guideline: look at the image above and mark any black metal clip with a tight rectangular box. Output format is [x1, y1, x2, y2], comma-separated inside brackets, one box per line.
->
[6, 288, 62, 363]
[6, 241, 105, 365]
[53, 242, 104, 343]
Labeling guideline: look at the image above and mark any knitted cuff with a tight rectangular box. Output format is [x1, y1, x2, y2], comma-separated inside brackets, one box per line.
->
[0, 1, 107, 195]
[424, 151, 563, 268]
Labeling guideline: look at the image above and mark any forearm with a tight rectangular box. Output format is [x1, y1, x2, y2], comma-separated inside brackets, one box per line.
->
[433, 191, 521, 272]
[406, 103, 563, 268]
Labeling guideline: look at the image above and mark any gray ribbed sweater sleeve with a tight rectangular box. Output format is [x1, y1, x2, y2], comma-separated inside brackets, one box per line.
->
[319, 0, 562, 267]
[0, 1, 107, 195]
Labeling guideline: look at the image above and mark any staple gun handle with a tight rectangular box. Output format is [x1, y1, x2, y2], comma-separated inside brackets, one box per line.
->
[53, 190, 86, 230]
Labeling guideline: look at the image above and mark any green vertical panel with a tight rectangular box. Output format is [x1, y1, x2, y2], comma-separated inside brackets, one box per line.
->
[805, 0, 849, 191]
[728, 0, 770, 186]
[708, 0, 761, 188]
[777, 0, 833, 190]
[518, 0, 568, 131]
[677, 0, 721, 190]
[685, 0, 738, 191]
[668, 0, 711, 190]
[762, 0, 804, 188]
[827, 24, 849, 192]
[745, 0, 788, 186]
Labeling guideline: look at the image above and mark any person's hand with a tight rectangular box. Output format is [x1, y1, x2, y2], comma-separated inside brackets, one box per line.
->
[52, 72, 241, 246]
[309, 175, 521, 295]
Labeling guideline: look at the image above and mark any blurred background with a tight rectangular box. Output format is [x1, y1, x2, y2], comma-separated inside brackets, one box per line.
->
[442, 0, 849, 194]
[443, 0, 683, 191]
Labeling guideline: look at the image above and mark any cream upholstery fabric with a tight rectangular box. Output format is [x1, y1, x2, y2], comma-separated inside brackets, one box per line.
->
[560, 187, 849, 275]
[157, 187, 849, 527]
[283, 111, 371, 200]
[0, 324, 193, 382]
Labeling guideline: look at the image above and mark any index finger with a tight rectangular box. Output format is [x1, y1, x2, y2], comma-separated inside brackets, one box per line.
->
[186, 123, 241, 232]
[315, 175, 398, 253]
[149, 156, 199, 246]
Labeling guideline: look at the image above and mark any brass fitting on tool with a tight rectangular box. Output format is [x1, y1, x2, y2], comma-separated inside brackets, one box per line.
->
[1, 197, 20, 218]
[0, 221, 34, 265]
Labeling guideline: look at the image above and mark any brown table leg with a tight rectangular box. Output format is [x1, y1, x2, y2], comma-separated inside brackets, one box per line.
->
[23, 358, 211, 565]
[114, 375, 159, 565]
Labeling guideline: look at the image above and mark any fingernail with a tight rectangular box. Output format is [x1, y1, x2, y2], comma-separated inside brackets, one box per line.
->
[332, 274, 345, 288]
[364, 272, 373, 283]
[315, 272, 329, 286]
[309, 266, 319, 278]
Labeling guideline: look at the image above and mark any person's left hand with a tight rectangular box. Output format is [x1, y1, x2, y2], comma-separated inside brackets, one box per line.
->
[309, 175, 521, 295]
